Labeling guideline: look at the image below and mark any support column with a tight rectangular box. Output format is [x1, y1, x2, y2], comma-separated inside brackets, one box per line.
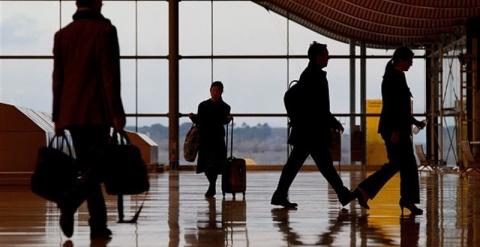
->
[425, 47, 439, 163]
[360, 42, 366, 164]
[168, 0, 179, 169]
[349, 40, 356, 134]
[467, 17, 480, 157]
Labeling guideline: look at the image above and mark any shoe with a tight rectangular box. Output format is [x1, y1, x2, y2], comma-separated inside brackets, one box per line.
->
[399, 200, 423, 215]
[59, 206, 75, 238]
[271, 192, 298, 208]
[353, 188, 370, 209]
[338, 187, 355, 206]
[90, 227, 112, 239]
[205, 186, 216, 198]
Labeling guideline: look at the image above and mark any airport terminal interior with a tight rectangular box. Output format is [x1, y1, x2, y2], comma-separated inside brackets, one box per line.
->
[1, 0, 480, 246]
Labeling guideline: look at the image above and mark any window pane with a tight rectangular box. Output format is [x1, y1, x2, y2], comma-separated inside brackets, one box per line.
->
[229, 117, 288, 165]
[1, 1, 59, 55]
[0, 59, 52, 113]
[102, 1, 136, 56]
[138, 59, 168, 113]
[138, 2, 168, 56]
[180, 59, 212, 113]
[213, 1, 287, 55]
[180, 1, 211, 55]
[120, 60, 136, 114]
[213, 59, 288, 119]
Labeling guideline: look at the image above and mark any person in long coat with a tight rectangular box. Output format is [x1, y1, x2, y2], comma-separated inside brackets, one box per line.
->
[52, 0, 125, 239]
[190, 81, 232, 197]
[353, 46, 425, 215]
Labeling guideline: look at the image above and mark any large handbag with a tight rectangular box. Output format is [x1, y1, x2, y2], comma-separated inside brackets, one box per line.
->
[183, 124, 200, 162]
[31, 135, 86, 204]
[101, 131, 150, 195]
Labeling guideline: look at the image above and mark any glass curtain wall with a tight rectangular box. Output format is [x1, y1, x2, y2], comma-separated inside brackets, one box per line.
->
[0, 0, 427, 166]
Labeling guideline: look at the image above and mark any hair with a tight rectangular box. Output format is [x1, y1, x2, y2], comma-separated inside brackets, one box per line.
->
[307, 41, 328, 61]
[210, 81, 224, 91]
[392, 46, 414, 64]
[386, 46, 414, 70]
[76, 0, 99, 8]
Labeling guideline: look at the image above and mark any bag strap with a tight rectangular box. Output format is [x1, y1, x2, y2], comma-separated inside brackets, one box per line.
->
[226, 118, 234, 158]
[110, 130, 130, 145]
[48, 135, 74, 157]
[117, 192, 149, 224]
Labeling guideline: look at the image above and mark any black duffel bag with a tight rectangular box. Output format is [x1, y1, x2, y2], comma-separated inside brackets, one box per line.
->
[99, 131, 150, 195]
[31, 135, 87, 204]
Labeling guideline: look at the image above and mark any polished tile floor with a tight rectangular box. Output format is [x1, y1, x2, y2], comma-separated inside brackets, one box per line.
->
[1, 170, 479, 247]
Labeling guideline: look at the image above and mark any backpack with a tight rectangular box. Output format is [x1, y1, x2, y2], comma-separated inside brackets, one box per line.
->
[284, 80, 300, 119]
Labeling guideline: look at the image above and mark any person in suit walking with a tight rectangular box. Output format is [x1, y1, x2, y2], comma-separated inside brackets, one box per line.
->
[52, 0, 125, 238]
[353, 46, 425, 215]
[271, 42, 353, 208]
[189, 81, 232, 198]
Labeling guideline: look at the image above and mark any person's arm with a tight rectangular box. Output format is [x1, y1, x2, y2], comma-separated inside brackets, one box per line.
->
[52, 32, 64, 135]
[100, 25, 125, 131]
[223, 104, 232, 124]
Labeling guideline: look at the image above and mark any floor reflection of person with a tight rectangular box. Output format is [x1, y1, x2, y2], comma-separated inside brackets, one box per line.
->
[400, 215, 420, 247]
[271, 208, 303, 245]
[184, 198, 225, 246]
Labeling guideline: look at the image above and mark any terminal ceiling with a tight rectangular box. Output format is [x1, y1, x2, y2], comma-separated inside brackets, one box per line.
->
[256, 0, 480, 49]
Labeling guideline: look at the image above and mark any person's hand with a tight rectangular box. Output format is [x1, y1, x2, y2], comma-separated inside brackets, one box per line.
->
[188, 112, 195, 120]
[391, 131, 400, 144]
[336, 124, 344, 134]
[227, 115, 233, 123]
[416, 120, 426, 129]
[113, 117, 126, 132]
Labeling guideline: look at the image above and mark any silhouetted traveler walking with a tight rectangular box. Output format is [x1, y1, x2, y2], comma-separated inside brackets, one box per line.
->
[271, 42, 353, 208]
[353, 46, 425, 215]
[189, 81, 232, 198]
[52, 0, 125, 239]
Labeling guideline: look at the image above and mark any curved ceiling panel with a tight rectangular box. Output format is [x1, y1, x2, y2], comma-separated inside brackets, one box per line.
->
[256, 0, 480, 48]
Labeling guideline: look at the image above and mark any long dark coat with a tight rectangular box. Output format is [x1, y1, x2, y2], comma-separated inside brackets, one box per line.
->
[378, 63, 419, 136]
[285, 62, 341, 147]
[192, 99, 231, 174]
[52, 10, 125, 129]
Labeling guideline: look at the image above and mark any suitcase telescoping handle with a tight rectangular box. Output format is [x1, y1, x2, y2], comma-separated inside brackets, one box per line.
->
[226, 117, 234, 158]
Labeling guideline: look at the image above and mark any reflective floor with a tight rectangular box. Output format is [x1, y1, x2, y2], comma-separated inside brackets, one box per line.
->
[1, 170, 479, 246]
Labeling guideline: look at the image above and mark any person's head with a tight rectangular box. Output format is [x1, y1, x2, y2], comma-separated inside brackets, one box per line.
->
[76, 0, 103, 12]
[308, 41, 329, 68]
[210, 81, 224, 102]
[391, 46, 414, 72]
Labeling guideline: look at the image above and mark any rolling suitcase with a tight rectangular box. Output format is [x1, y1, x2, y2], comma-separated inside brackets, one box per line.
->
[222, 119, 246, 199]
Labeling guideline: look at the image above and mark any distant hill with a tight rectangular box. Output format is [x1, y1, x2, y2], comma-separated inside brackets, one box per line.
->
[127, 122, 439, 165]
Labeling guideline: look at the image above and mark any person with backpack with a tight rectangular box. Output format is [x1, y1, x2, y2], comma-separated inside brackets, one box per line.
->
[271, 42, 354, 208]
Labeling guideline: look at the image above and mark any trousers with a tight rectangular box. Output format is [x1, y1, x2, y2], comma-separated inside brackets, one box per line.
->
[275, 143, 348, 197]
[358, 133, 420, 204]
[68, 125, 110, 229]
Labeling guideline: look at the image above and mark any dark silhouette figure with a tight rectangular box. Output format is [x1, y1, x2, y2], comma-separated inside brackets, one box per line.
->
[400, 215, 420, 247]
[271, 208, 304, 245]
[189, 81, 232, 198]
[52, 0, 125, 239]
[271, 42, 353, 208]
[354, 47, 425, 215]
